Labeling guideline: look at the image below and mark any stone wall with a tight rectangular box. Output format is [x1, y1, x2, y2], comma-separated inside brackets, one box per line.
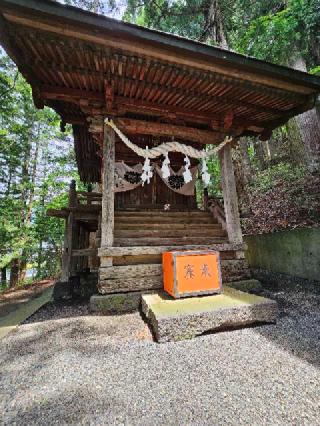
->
[245, 228, 320, 284]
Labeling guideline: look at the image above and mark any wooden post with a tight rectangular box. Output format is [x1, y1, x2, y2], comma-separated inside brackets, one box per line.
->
[219, 144, 243, 244]
[61, 211, 74, 281]
[61, 217, 69, 282]
[101, 124, 115, 247]
[61, 180, 78, 281]
[69, 179, 78, 207]
[203, 188, 209, 210]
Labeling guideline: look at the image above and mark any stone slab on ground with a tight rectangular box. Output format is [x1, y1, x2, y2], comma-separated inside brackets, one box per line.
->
[226, 278, 263, 293]
[90, 290, 156, 314]
[142, 286, 278, 343]
[0, 286, 53, 340]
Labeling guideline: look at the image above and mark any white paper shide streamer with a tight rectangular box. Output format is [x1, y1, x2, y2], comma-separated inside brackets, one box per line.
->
[201, 159, 211, 187]
[141, 147, 153, 186]
[183, 156, 192, 184]
[161, 152, 171, 179]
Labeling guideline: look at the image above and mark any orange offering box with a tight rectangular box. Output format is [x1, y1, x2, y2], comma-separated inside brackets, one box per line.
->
[163, 250, 222, 299]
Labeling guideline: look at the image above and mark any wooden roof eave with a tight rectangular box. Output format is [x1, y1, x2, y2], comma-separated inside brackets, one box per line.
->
[1, 0, 320, 96]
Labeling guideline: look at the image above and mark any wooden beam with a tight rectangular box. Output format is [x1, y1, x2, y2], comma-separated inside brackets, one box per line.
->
[40, 85, 104, 103]
[115, 97, 262, 133]
[46, 208, 68, 219]
[99, 243, 245, 257]
[219, 144, 243, 244]
[72, 248, 97, 257]
[63, 115, 87, 125]
[0, 13, 44, 108]
[114, 118, 225, 145]
[101, 125, 115, 247]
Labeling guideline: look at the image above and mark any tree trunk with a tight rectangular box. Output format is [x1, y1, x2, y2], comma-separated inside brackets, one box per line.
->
[37, 239, 43, 279]
[200, 0, 228, 48]
[1, 267, 7, 286]
[219, 144, 243, 244]
[286, 118, 306, 165]
[9, 258, 19, 287]
[292, 56, 320, 172]
[19, 255, 27, 283]
[254, 140, 267, 170]
[232, 138, 251, 214]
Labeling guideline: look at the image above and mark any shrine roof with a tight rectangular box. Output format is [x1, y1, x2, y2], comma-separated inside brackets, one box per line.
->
[0, 0, 320, 182]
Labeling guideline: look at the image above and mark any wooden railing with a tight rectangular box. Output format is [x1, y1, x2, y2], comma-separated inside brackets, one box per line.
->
[76, 191, 102, 205]
[203, 189, 226, 231]
[68, 180, 102, 207]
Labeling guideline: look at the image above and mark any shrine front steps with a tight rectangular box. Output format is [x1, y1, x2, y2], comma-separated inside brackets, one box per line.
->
[113, 209, 228, 246]
[141, 287, 278, 343]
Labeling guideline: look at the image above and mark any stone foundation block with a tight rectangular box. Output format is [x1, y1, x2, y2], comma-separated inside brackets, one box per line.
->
[90, 291, 155, 314]
[226, 279, 263, 294]
[142, 286, 278, 343]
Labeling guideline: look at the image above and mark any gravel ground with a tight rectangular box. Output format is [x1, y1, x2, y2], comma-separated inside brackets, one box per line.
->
[0, 286, 319, 425]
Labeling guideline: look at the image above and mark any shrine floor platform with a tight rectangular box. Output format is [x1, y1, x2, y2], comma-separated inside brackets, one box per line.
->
[142, 287, 278, 343]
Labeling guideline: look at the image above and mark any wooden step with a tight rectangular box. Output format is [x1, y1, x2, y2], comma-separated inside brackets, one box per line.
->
[115, 223, 220, 230]
[115, 216, 217, 224]
[115, 210, 209, 217]
[114, 229, 227, 238]
[114, 236, 228, 246]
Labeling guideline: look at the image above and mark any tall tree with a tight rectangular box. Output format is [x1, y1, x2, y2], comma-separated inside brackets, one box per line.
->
[0, 52, 81, 287]
[236, 0, 320, 172]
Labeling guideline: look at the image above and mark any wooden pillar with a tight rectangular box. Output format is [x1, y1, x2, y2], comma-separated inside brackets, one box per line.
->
[61, 211, 74, 281]
[101, 125, 115, 247]
[61, 181, 79, 281]
[69, 179, 78, 207]
[61, 217, 69, 282]
[203, 188, 209, 210]
[219, 144, 243, 244]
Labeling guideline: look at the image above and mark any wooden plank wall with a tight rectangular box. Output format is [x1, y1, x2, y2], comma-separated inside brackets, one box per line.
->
[115, 172, 197, 210]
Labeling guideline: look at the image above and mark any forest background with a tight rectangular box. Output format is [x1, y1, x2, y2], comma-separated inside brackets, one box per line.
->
[0, 0, 319, 288]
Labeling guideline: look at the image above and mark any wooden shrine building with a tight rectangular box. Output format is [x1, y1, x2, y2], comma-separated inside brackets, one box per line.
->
[1, 0, 320, 298]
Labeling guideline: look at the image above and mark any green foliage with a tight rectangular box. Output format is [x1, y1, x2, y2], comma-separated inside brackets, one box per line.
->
[250, 162, 306, 193]
[0, 52, 80, 287]
[206, 155, 222, 197]
[234, 0, 320, 66]
[60, 0, 121, 16]
[310, 65, 320, 75]
[124, 0, 207, 40]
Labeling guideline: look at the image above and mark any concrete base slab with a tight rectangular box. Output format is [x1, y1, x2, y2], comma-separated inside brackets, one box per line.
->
[90, 291, 156, 315]
[141, 286, 278, 343]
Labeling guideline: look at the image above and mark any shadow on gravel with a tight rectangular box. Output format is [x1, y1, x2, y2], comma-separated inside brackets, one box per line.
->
[22, 300, 92, 323]
[3, 387, 131, 425]
[252, 287, 320, 368]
